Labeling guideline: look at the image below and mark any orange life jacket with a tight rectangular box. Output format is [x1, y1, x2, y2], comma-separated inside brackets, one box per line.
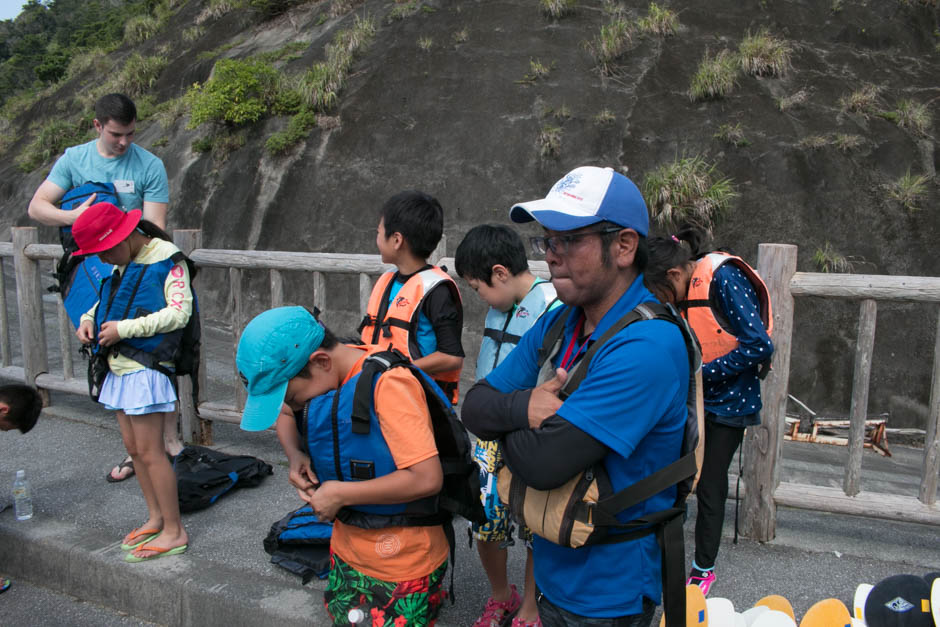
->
[683, 252, 773, 365]
[358, 267, 462, 404]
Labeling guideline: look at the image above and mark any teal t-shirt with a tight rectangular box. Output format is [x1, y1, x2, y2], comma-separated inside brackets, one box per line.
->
[48, 140, 169, 212]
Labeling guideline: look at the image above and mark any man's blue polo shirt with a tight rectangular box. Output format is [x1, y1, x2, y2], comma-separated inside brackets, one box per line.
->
[485, 275, 689, 618]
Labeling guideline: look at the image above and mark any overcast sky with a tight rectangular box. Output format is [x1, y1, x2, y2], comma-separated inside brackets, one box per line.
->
[0, 0, 23, 22]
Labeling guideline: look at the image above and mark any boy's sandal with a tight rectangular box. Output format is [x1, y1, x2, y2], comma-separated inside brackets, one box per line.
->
[0, 577, 10, 594]
[120, 528, 162, 551]
[105, 458, 135, 483]
[125, 543, 188, 563]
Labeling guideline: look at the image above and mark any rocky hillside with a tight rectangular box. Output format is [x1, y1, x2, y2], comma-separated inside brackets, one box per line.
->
[1, 0, 938, 427]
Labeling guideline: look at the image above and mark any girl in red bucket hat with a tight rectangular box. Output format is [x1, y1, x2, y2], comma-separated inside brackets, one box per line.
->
[73, 201, 192, 562]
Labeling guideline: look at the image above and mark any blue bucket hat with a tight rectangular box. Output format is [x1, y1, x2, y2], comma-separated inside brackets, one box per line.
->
[509, 166, 649, 236]
[236, 306, 325, 432]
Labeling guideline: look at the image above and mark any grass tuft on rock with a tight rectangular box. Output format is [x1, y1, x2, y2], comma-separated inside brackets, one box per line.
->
[813, 242, 857, 273]
[540, 0, 576, 18]
[585, 18, 633, 75]
[643, 155, 738, 233]
[738, 28, 792, 77]
[637, 2, 679, 36]
[689, 50, 737, 101]
[888, 169, 930, 212]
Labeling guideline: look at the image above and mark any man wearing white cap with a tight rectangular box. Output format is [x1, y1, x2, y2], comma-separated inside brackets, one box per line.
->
[462, 166, 691, 626]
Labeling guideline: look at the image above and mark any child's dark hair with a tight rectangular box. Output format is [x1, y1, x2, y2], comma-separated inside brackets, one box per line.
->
[293, 323, 339, 379]
[95, 93, 137, 126]
[454, 224, 529, 285]
[137, 219, 172, 242]
[380, 190, 444, 259]
[644, 223, 710, 302]
[0, 384, 43, 434]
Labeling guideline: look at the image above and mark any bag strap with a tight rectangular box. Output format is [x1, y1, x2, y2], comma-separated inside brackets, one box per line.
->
[536, 306, 574, 369]
[351, 349, 410, 435]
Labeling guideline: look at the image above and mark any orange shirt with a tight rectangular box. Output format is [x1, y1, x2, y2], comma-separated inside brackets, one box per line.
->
[329, 346, 449, 581]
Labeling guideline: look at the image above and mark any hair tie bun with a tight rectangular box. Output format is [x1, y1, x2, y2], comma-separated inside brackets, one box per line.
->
[670, 235, 680, 243]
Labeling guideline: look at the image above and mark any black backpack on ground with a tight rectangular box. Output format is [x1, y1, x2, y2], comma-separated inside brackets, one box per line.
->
[173, 445, 273, 512]
[263, 505, 332, 584]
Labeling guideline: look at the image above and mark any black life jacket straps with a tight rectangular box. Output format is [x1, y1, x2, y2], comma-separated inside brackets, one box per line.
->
[351, 349, 410, 435]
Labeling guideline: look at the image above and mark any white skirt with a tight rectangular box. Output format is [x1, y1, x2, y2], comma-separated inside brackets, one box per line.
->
[99, 368, 177, 415]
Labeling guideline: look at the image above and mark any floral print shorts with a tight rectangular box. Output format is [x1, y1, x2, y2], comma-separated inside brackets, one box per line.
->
[324, 552, 448, 626]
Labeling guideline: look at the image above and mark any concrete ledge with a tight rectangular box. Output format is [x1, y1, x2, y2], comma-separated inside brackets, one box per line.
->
[0, 515, 327, 626]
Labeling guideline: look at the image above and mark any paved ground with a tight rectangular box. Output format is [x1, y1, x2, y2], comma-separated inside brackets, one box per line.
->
[1, 387, 938, 626]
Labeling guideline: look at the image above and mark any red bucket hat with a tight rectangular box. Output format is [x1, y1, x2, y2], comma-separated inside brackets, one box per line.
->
[72, 202, 142, 256]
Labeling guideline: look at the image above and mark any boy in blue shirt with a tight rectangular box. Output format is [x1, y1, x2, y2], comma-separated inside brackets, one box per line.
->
[455, 224, 559, 627]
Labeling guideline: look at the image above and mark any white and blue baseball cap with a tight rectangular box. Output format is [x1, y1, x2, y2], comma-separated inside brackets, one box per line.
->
[509, 166, 649, 236]
[236, 306, 325, 432]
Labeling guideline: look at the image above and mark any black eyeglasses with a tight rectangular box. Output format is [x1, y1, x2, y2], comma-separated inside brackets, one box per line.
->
[529, 227, 624, 256]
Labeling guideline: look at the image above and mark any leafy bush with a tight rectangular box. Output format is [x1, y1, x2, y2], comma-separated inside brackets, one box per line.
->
[643, 155, 738, 234]
[689, 50, 737, 101]
[540, 0, 576, 18]
[120, 53, 168, 98]
[16, 119, 91, 172]
[187, 58, 280, 127]
[637, 3, 679, 36]
[266, 107, 318, 155]
[738, 28, 792, 77]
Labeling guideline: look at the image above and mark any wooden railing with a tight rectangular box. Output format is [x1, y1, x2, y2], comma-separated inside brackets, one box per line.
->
[2, 230, 936, 536]
[741, 244, 940, 540]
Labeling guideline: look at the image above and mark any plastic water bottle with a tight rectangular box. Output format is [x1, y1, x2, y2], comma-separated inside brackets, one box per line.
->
[12, 470, 33, 521]
[347, 608, 366, 625]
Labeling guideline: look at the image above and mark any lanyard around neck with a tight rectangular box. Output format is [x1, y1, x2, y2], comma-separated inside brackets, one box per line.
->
[559, 314, 591, 371]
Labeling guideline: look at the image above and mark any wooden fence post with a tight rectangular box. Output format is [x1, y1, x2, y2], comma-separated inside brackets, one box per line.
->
[920, 305, 940, 505]
[12, 228, 49, 404]
[741, 243, 797, 542]
[174, 229, 211, 445]
[844, 299, 877, 496]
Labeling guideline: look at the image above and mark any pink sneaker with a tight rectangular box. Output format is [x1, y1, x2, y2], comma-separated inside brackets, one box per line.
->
[510, 616, 541, 627]
[686, 568, 716, 596]
[473, 584, 521, 627]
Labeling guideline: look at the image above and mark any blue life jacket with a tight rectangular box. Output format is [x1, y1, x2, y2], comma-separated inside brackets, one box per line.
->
[296, 349, 485, 531]
[476, 279, 558, 380]
[55, 182, 120, 327]
[93, 251, 187, 369]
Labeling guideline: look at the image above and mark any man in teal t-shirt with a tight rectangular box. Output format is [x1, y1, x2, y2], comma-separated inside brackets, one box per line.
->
[28, 93, 169, 228]
[27, 93, 178, 484]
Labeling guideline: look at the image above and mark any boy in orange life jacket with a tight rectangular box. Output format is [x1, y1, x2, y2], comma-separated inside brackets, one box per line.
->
[237, 307, 450, 626]
[358, 191, 465, 404]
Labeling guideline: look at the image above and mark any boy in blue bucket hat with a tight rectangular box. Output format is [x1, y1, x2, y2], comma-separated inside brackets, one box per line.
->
[237, 306, 452, 626]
